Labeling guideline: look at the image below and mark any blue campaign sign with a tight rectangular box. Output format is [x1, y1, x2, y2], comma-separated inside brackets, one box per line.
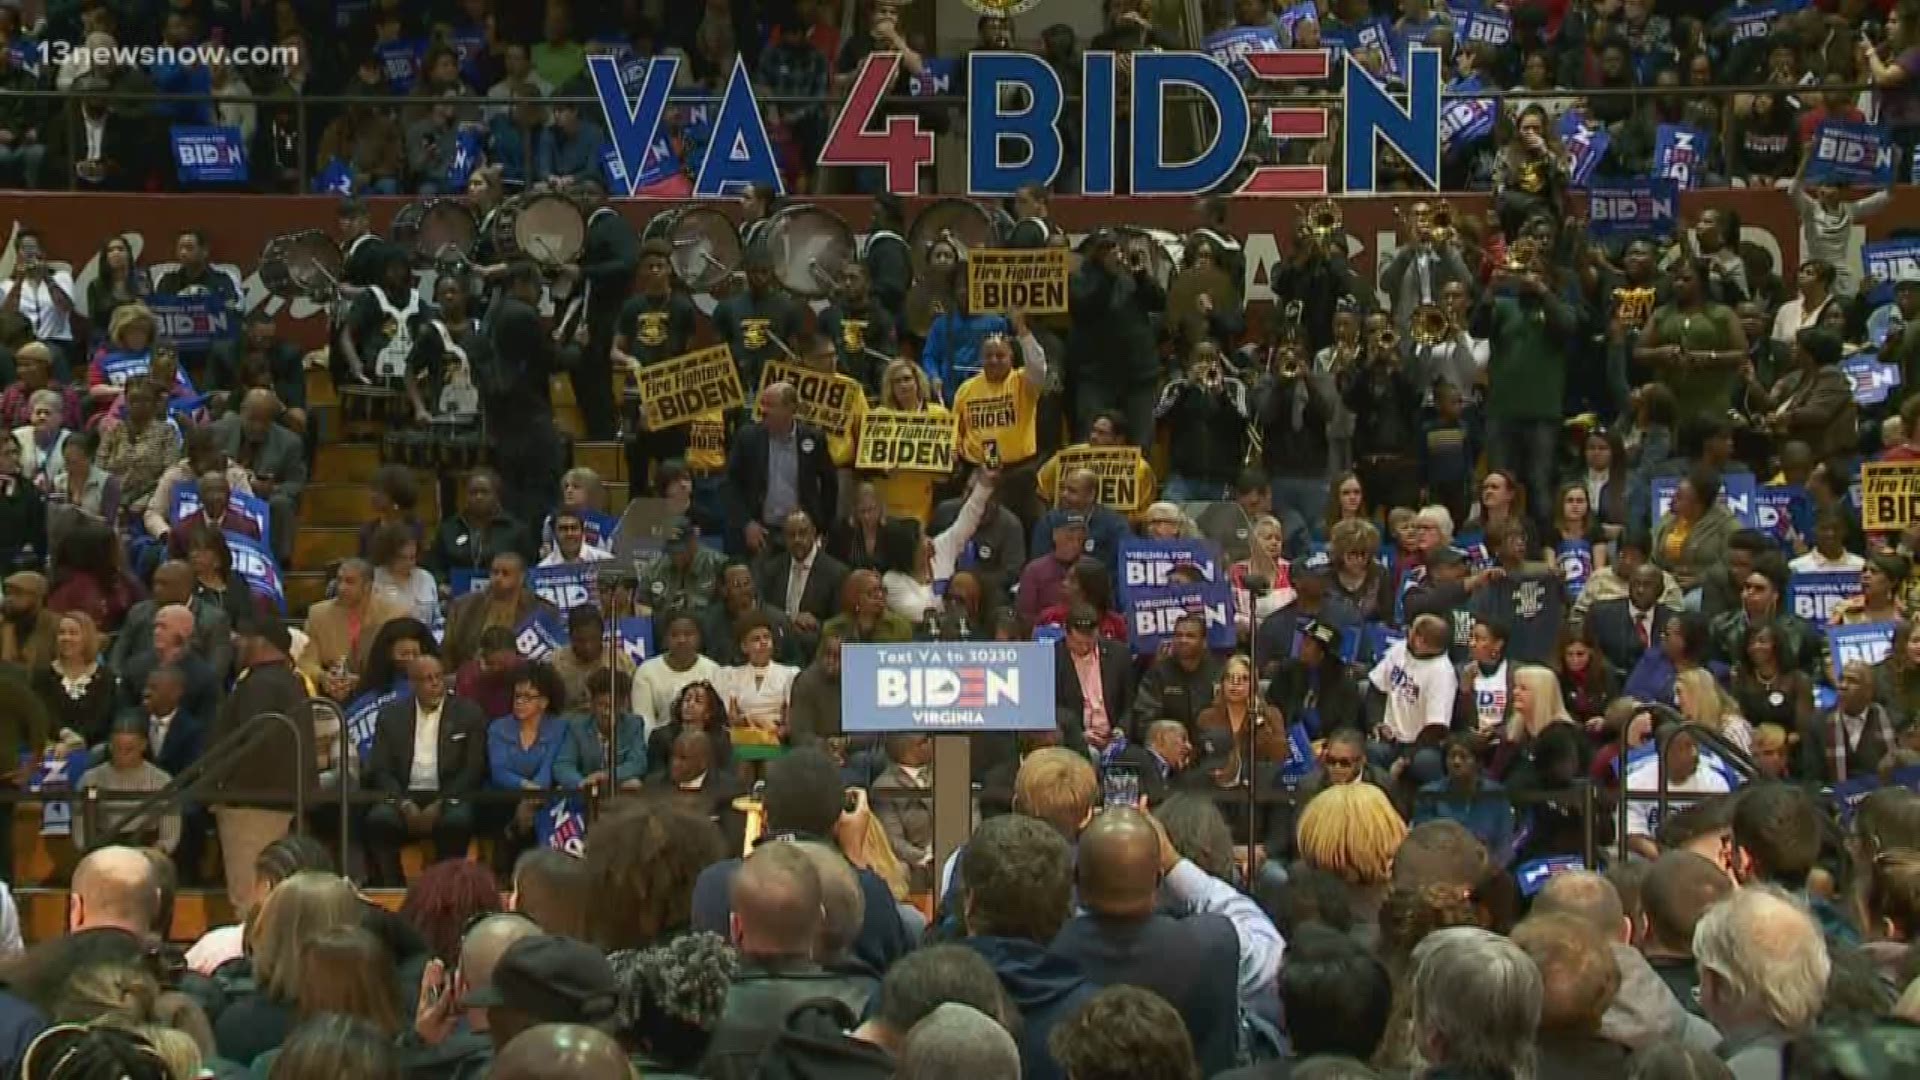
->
[1459, 7, 1511, 46]
[1279, 722, 1316, 782]
[170, 483, 272, 549]
[528, 564, 599, 612]
[1756, 485, 1811, 546]
[1558, 111, 1609, 188]
[514, 610, 569, 662]
[146, 293, 236, 352]
[1716, 0, 1810, 46]
[1807, 120, 1897, 186]
[538, 797, 588, 854]
[1440, 77, 1496, 152]
[1830, 765, 1920, 824]
[344, 686, 409, 763]
[315, 158, 355, 196]
[841, 642, 1057, 733]
[377, 38, 423, 93]
[227, 532, 286, 612]
[909, 58, 958, 97]
[1117, 539, 1223, 598]
[1654, 124, 1711, 189]
[1516, 855, 1587, 897]
[618, 616, 653, 667]
[1843, 353, 1902, 406]
[1124, 579, 1238, 657]
[1587, 179, 1679, 239]
[99, 349, 152, 387]
[1788, 571, 1862, 623]
[1204, 25, 1281, 79]
[1865, 240, 1920, 289]
[1650, 472, 1757, 527]
[1829, 622, 1897, 682]
[1556, 539, 1594, 600]
[171, 126, 247, 184]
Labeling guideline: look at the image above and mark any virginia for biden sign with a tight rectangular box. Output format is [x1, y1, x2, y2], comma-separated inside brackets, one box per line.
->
[841, 643, 1056, 733]
[592, 48, 1445, 198]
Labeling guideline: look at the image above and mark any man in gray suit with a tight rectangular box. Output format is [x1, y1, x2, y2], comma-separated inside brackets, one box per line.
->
[111, 559, 233, 681]
[1380, 209, 1475, 334]
[210, 388, 306, 563]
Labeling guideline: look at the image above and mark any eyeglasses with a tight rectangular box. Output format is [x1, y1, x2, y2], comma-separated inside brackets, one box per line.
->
[512, 690, 543, 703]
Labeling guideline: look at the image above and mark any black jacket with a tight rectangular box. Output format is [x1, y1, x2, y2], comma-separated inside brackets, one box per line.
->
[700, 961, 878, 1080]
[753, 547, 849, 626]
[730, 996, 894, 1080]
[1585, 598, 1671, 678]
[1054, 638, 1135, 747]
[207, 660, 314, 811]
[482, 296, 558, 418]
[0, 475, 46, 572]
[1264, 656, 1364, 738]
[725, 422, 838, 542]
[581, 206, 640, 321]
[1156, 376, 1251, 485]
[1068, 262, 1165, 385]
[1050, 911, 1242, 1077]
[363, 695, 488, 798]
[1345, 361, 1423, 459]
[1258, 371, 1331, 479]
[425, 513, 535, 575]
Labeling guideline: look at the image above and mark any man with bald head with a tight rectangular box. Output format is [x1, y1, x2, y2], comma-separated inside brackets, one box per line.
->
[112, 561, 232, 683]
[408, 912, 540, 1078]
[166, 471, 261, 560]
[68, 844, 159, 935]
[491, 1024, 634, 1080]
[1049, 807, 1248, 1076]
[1534, 870, 1720, 1053]
[1029, 465, 1129, 571]
[209, 386, 306, 563]
[726, 380, 837, 557]
[117, 602, 220, 745]
[704, 841, 875, 1076]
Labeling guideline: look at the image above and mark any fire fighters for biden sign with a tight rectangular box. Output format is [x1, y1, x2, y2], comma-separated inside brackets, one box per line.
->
[841, 643, 1056, 733]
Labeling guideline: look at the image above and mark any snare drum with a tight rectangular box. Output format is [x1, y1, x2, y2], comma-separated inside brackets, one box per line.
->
[492, 192, 587, 268]
[641, 206, 742, 292]
[339, 383, 405, 428]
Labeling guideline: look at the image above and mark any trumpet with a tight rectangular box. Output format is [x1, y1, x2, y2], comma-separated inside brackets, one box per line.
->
[1411, 303, 1453, 346]
[1427, 201, 1456, 245]
[1305, 199, 1343, 244]
[1503, 238, 1542, 274]
[1373, 327, 1400, 354]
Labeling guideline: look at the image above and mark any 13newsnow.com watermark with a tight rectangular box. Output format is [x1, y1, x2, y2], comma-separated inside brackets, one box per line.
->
[32, 41, 298, 68]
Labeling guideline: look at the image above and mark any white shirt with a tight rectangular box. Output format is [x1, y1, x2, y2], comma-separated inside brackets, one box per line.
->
[1368, 641, 1457, 745]
[785, 542, 819, 617]
[539, 542, 613, 567]
[148, 711, 176, 755]
[1770, 294, 1830, 348]
[1624, 754, 1731, 840]
[83, 113, 105, 160]
[0, 269, 76, 342]
[1789, 550, 1867, 574]
[883, 478, 993, 623]
[713, 661, 799, 731]
[632, 654, 721, 736]
[409, 699, 443, 791]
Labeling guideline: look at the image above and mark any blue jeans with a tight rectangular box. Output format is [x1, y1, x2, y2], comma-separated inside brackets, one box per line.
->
[1162, 474, 1228, 504]
[1269, 476, 1329, 546]
[1484, 415, 1558, 529]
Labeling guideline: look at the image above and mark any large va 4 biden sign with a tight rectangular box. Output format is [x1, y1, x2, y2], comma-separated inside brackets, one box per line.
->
[591, 49, 1443, 198]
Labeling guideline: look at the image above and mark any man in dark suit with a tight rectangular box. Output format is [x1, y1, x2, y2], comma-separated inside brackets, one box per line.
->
[1107, 719, 1192, 806]
[210, 388, 306, 564]
[1050, 808, 1248, 1078]
[362, 653, 488, 886]
[754, 509, 848, 637]
[1055, 605, 1134, 757]
[117, 603, 221, 727]
[111, 560, 233, 681]
[137, 663, 206, 779]
[1587, 564, 1672, 675]
[726, 381, 837, 559]
[568, 179, 638, 441]
[484, 262, 566, 533]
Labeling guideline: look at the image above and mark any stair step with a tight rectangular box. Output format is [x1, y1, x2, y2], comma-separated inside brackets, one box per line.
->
[303, 481, 441, 529]
[285, 569, 329, 614]
[305, 359, 336, 408]
[314, 443, 383, 484]
[292, 527, 361, 571]
[574, 442, 623, 483]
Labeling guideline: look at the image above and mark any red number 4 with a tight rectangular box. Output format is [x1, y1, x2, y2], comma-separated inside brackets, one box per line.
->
[818, 52, 936, 196]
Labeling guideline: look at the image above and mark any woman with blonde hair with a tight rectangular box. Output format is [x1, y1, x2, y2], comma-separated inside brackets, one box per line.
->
[1141, 501, 1198, 541]
[1504, 664, 1574, 744]
[869, 358, 950, 522]
[1675, 667, 1754, 753]
[85, 303, 158, 409]
[1231, 516, 1294, 636]
[1501, 664, 1593, 862]
[213, 871, 362, 1066]
[1194, 655, 1290, 785]
[1297, 782, 1407, 932]
[1329, 517, 1385, 623]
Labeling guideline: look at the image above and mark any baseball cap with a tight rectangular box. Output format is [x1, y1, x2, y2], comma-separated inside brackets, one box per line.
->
[1301, 618, 1341, 653]
[665, 515, 696, 544]
[1898, 267, 1920, 289]
[237, 614, 293, 656]
[1066, 605, 1100, 632]
[1298, 550, 1332, 575]
[1056, 511, 1090, 531]
[461, 935, 619, 1025]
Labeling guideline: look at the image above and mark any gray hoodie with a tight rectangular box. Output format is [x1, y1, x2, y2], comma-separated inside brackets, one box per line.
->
[1602, 943, 1721, 1052]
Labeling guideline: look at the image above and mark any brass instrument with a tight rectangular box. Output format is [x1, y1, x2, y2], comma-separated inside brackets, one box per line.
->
[1503, 238, 1542, 274]
[1427, 201, 1457, 245]
[1305, 199, 1343, 244]
[1411, 303, 1452, 346]
[1373, 327, 1400, 354]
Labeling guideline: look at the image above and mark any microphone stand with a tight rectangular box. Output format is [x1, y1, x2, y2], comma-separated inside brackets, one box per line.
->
[1242, 573, 1269, 886]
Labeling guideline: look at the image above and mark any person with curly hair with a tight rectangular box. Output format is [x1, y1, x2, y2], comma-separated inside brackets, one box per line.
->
[400, 859, 502, 966]
[1049, 986, 1200, 1080]
[584, 801, 727, 952]
[608, 931, 737, 1074]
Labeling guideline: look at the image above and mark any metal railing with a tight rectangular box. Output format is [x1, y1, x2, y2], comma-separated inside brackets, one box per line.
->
[1, 79, 1881, 194]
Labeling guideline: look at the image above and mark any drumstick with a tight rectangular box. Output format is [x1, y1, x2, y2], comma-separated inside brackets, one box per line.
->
[763, 328, 801, 362]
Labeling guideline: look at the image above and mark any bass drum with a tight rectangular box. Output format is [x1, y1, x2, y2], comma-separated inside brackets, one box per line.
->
[492, 192, 586, 268]
[642, 206, 742, 293]
[258, 230, 344, 300]
[763, 204, 856, 299]
[907, 198, 1010, 278]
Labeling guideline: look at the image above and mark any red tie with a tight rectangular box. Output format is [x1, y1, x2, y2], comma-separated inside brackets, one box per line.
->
[1636, 614, 1649, 649]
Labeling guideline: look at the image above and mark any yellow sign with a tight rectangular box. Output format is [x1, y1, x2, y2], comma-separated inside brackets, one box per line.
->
[756, 360, 863, 440]
[1862, 462, 1920, 531]
[634, 345, 746, 430]
[857, 409, 959, 474]
[1050, 445, 1145, 511]
[968, 248, 1070, 315]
